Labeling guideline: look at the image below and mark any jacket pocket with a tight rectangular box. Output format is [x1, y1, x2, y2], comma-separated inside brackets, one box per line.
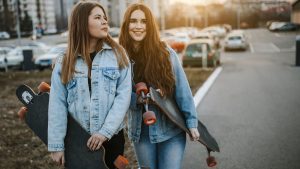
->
[103, 69, 120, 94]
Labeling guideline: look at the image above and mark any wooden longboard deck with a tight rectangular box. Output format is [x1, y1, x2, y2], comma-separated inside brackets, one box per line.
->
[16, 84, 109, 169]
[149, 87, 220, 152]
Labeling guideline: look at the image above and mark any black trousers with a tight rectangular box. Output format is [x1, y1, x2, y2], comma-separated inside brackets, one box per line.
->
[102, 129, 125, 169]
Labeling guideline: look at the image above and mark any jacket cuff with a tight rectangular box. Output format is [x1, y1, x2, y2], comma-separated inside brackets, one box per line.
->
[186, 119, 198, 129]
[99, 127, 113, 140]
[48, 143, 64, 152]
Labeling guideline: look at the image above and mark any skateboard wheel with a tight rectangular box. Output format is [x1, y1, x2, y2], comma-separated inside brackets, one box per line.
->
[38, 82, 51, 93]
[206, 156, 217, 167]
[17, 107, 28, 120]
[135, 82, 148, 95]
[143, 111, 156, 125]
[113, 155, 129, 169]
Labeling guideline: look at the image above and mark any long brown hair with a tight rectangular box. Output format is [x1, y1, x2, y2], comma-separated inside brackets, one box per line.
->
[119, 3, 175, 96]
[61, 0, 129, 84]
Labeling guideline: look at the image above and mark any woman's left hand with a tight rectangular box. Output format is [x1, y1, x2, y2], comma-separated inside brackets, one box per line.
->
[189, 128, 200, 141]
[87, 133, 107, 151]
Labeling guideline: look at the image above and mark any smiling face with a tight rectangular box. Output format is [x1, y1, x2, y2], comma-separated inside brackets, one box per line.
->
[129, 9, 147, 44]
[88, 7, 108, 40]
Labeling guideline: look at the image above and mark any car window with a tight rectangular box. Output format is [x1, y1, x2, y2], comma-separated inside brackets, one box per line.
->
[228, 36, 242, 40]
[185, 43, 211, 57]
[195, 36, 209, 39]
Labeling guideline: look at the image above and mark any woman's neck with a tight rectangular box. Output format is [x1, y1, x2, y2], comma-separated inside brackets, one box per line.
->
[133, 42, 141, 52]
[89, 38, 97, 53]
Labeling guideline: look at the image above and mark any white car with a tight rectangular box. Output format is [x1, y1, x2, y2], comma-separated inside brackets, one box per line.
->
[3, 46, 48, 69]
[35, 44, 67, 70]
[201, 26, 226, 38]
[192, 32, 220, 48]
[0, 32, 10, 40]
[0, 47, 13, 70]
[224, 31, 248, 51]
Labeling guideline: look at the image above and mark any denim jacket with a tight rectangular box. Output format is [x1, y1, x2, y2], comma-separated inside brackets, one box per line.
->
[48, 43, 132, 152]
[127, 47, 198, 143]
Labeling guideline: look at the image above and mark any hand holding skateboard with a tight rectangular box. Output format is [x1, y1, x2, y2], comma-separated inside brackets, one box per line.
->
[189, 128, 200, 141]
[16, 82, 129, 169]
[140, 84, 220, 167]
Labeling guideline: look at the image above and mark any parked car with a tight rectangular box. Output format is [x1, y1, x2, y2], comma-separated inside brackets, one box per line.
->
[182, 39, 220, 67]
[0, 31, 10, 40]
[192, 32, 220, 48]
[201, 26, 226, 38]
[0, 47, 13, 70]
[162, 32, 191, 53]
[271, 22, 299, 31]
[60, 31, 69, 37]
[224, 31, 248, 51]
[3, 46, 48, 70]
[35, 44, 67, 70]
[109, 27, 120, 43]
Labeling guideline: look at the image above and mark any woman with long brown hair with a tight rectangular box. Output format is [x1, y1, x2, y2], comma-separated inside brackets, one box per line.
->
[47, 1, 131, 168]
[119, 3, 200, 169]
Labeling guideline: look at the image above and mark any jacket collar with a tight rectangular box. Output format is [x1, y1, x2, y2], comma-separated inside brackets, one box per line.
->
[102, 42, 112, 50]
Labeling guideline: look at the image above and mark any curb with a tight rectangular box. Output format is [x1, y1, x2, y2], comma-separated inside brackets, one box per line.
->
[193, 67, 223, 107]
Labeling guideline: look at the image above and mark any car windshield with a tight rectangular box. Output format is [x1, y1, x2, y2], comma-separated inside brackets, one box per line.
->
[228, 36, 242, 40]
[195, 36, 209, 39]
[185, 43, 211, 57]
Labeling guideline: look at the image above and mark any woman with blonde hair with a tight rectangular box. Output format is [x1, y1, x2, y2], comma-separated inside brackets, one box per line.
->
[48, 1, 131, 168]
[119, 3, 200, 169]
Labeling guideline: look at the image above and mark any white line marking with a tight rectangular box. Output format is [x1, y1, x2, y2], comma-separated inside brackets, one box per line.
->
[271, 43, 280, 52]
[249, 43, 254, 53]
[193, 67, 223, 107]
[275, 33, 281, 37]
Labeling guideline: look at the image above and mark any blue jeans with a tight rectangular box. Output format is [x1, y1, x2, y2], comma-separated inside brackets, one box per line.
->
[133, 124, 186, 169]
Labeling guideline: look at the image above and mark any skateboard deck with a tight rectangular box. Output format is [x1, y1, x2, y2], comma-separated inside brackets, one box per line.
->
[16, 84, 109, 169]
[149, 87, 220, 152]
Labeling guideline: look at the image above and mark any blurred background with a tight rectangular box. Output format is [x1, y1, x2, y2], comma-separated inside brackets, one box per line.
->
[0, 0, 300, 169]
[0, 0, 299, 71]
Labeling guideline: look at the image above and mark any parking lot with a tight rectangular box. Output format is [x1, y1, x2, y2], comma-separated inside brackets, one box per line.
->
[183, 28, 300, 169]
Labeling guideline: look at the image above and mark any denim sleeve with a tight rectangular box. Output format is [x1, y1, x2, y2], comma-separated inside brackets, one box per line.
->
[169, 47, 198, 129]
[48, 59, 68, 152]
[98, 63, 132, 139]
[130, 92, 137, 109]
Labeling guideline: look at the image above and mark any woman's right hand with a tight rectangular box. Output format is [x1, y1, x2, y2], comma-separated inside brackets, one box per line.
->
[50, 151, 65, 166]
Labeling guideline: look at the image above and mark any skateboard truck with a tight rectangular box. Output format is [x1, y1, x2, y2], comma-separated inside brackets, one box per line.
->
[135, 82, 156, 125]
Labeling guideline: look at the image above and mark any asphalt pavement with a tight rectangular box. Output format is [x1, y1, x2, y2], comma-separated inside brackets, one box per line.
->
[183, 29, 300, 169]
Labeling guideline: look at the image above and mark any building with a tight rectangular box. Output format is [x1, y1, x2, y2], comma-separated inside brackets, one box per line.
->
[291, 0, 300, 24]
[0, 0, 56, 35]
[58, 0, 166, 28]
[0, 0, 16, 33]
[0, 0, 167, 35]
[18, 0, 56, 33]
